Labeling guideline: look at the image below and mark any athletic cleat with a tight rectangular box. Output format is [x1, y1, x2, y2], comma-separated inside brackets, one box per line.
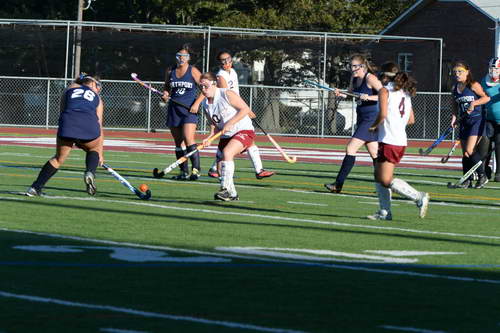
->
[84, 171, 96, 196]
[416, 192, 430, 219]
[208, 169, 220, 178]
[367, 209, 392, 221]
[25, 187, 42, 197]
[324, 182, 343, 193]
[171, 172, 188, 181]
[214, 188, 239, 201]
[474, 174, 489, 189]
[456, 179, 472, 189]
[255, 169, 275, 179]
[189, 168, 200, 181]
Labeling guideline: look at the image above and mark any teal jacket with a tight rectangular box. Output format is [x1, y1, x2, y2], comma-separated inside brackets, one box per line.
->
[481, 76, 500, 124]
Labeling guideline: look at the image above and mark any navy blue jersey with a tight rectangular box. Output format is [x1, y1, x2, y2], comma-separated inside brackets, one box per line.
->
[168, 65, 197, 106]
[453, 84, 482, 118]
[57, 85, 101, 140]
[353, 73, 378, 117]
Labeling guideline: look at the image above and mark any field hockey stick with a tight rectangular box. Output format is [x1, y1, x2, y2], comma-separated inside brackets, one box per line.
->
[130, 73, 191, 110]
[252, 120, 297, 163]
[102, 163, 152, 200]
[447, 160, 482, 189]
[304, 79, 360, 99]
[441, 139, 460, 163]
[153, 131, 223, 178]
[418, 126, 454, 156]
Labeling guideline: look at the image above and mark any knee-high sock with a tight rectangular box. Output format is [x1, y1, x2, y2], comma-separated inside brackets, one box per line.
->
[375, 182, 391, 212]
[390, 178, 422, 202]
[31, 161, 58, 191]
[220, 161, 236, 195]
[462, 156, 471, 175]
[85, 151, 99, 175]
[247, 145, 263, 173]
[470, 151, 484, 176]
[186, 144, 200, 171]
[335, 154, 356, 184]
[175, 147, 188, 173]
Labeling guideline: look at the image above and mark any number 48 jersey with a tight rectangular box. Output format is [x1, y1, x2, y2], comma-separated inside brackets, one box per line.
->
[57, 85, 101, 140]
[378, 82, 412, 147]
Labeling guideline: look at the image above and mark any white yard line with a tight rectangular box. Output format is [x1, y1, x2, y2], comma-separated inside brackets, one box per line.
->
[380, 325, 447, 333]
[0, 290, 305, 333]
[287, 201, 328, 207]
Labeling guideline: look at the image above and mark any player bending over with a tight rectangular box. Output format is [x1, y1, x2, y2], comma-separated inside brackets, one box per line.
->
[26, 73, 104, 196]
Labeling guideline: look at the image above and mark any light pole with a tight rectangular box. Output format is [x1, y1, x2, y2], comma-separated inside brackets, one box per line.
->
[73, 0, 84, 78]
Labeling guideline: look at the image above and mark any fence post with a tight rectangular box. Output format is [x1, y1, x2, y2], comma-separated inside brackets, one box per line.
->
[46, 79, 50, 129]
[147, 82, 151, 133]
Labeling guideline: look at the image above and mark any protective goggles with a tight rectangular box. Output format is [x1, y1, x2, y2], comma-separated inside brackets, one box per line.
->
[349, 64, 364, 71]
[452, 67, 467, 75]
[199, 80, 216, 90]
[218, 56, 232, 65]
[175, 53, 190, 62]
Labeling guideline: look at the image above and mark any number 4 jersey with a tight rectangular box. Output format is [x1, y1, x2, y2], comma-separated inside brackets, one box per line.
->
[378, 82, 412, 146]
[57, 85, 101, 140]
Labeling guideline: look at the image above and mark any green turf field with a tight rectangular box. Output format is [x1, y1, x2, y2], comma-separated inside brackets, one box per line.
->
[1, 141, 500, 333]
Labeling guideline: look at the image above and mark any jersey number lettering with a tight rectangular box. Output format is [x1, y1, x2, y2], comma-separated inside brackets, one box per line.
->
[399, 97, 405, 118]
[71, 89, 96, 102]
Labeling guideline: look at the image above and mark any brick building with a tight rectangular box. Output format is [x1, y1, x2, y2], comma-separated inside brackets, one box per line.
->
[373, 0, 500, 91]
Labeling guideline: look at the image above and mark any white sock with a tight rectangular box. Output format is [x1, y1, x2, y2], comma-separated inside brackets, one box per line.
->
[247, 145, 263, 173]
[375, 182, 391, 212]
[221, 161, 236, 196]
[390, 178, 422, 202]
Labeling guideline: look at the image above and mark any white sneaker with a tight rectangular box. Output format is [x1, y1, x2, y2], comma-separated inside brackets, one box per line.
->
[417, 192, 430, 218]
[367, 209, 392, 221]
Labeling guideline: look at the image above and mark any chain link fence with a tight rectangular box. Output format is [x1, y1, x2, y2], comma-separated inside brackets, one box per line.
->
[0, 76, 455, 140]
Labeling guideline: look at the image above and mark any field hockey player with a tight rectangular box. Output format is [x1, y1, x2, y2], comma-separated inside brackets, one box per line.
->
[199, 72, 256, 201]
[324, 54, 383, 193]
[26, 73, 104, 197]
[191, 50, 274, 180]
[451, 60, 491, 188]
[368, 68, 429, 220]
[162, 44, 202, 181]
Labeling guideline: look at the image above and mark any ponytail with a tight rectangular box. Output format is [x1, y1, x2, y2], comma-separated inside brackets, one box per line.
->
[393, 72, 417, 97]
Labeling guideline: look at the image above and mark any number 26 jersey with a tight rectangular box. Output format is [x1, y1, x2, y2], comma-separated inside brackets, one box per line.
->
[57, 85, 101, 140]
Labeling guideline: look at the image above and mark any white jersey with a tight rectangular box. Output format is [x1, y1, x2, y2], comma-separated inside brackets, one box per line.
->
[378, 82, 412, 146]
[216, 68, 239, 95]
[202, 88, 253, 138]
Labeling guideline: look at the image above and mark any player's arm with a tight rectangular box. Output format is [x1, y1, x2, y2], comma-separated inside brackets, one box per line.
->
[223, 90, 251, 133]
[362, 73, 383, 102]
[469, 82, 490, 112]
[369, 87, 388, 131]
[188, 67, 204, 114]
[217, 75, 229, 89]
[451, 86, 459, 127]
[96, 99, 105, 164]
[162, 68, 171, 101]
[408, 108, 415, 126]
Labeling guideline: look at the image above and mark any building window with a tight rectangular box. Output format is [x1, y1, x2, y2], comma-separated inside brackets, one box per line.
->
[398, 53, 413, 72]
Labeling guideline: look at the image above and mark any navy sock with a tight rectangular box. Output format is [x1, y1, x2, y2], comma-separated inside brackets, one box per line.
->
[85, 151, 99, 175]
[175, 147, 188, 173]
[336, 155, 356, 185]
[186, 144, 200, 171]
[32, 161, 58, 191]
[470, 151, 484, 176]
[462, 156, 470, 175]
